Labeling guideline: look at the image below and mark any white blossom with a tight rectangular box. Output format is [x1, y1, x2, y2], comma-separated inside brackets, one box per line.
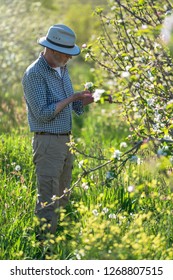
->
[82, 43, 87, 49]
[78, 160, 84, 168]
[120, 142, 127, 149]
[109, 213, 116, 219]
[147, 98, 155, 106]
[142, 24, 148, 29]
[15, 165, 21, 171]
[125, 65, 131, 71]
[81, 182, 89, 190]
[121, 71, 130, 78]
[92, 89, 105, 102]
[92, 209, 99, 216]
[51, 195, 57, 201]
[113, 149, 121, 159]
[127, 185, 135, 192]
[84, 82, 94, 90]
[102, 207, 109, 214]
[63, 188, 68, 194]
[163, 135, 173, 141]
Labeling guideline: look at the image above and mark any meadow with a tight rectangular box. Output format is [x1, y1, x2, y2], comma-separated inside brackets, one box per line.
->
[1, 102, 173, 260]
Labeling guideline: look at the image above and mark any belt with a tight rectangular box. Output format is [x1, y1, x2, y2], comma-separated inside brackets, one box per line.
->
[35, 131, 71, 136]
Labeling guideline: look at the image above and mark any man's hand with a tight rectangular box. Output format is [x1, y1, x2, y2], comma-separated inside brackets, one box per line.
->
[76, 90, 94, 106]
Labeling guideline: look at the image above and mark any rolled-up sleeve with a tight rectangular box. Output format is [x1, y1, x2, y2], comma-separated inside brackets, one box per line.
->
[22, 72, 57, 123]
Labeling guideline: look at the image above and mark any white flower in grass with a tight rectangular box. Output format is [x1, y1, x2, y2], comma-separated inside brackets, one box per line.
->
[127, 185, 135, 193]
[82, 43, 87, 49]
[102, 207, 109, 214]
[113, 149, 121, 160]
[15, 165, 21, 171]
[92, 89, 105, 102]
[120, 142, 127, 149]
[81, 182, 89, 190]
[109, 213, 116, 219]
[92, 209, 99, 216]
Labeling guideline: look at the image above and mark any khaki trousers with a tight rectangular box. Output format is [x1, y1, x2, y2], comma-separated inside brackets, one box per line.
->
[32, 134, 73, 235]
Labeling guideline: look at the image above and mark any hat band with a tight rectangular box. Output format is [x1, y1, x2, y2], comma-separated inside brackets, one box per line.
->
[46, 37, 75, 49]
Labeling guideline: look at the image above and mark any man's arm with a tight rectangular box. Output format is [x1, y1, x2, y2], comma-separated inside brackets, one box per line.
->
[55, 91, 94, 115]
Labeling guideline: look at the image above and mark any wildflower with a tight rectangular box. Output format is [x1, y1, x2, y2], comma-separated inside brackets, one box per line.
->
[102, 207, 109, 214]
[15, 165, 21, 171]
[120, 142, 127, 149]
[127, 185, 135, 192]
[81, 182, 89, 190]
[92, 209, 99, 216]
[82, 43, 87, 48]
[113, 149, 121, 160]
[109, 213, 116, 219]
[92, 89, 105, 102]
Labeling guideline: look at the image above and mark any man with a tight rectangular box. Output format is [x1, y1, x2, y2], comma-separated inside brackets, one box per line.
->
[22, 24, 93, 238]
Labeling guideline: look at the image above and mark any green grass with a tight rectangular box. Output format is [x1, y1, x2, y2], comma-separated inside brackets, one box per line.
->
[1, 103, 173, 260]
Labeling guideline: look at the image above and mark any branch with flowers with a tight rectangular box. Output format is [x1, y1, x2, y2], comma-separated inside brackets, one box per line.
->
[84, 81, 113, 103]
[35, 134, 173, 213]
[82, 0, 173, 150]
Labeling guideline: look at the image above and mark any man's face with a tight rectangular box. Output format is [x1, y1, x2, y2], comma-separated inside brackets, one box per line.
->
[53, 51, 72, 67]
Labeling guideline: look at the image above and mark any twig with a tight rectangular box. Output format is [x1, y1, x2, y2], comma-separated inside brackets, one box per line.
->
[115, 0, 151, 25]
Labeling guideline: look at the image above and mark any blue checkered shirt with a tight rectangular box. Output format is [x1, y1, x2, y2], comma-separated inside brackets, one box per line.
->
[22, 53, 83, 133]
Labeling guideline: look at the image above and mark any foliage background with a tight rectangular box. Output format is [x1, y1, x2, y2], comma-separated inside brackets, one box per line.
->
[1, 0, 173, 260]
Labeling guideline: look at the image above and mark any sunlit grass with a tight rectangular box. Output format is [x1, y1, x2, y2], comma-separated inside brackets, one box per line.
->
[1, 105, 173, 260]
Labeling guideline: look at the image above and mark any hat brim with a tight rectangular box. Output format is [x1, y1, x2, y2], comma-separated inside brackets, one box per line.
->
[38, 37, 80, 56]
